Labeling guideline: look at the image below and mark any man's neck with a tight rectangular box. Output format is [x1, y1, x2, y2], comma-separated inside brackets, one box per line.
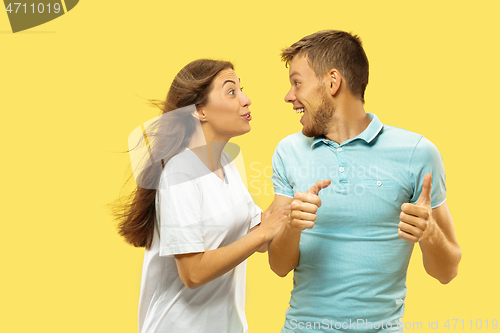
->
[324, 99, 371, 144]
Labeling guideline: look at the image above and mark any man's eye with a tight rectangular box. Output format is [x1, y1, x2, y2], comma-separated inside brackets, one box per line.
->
[294, 81, 300, 86]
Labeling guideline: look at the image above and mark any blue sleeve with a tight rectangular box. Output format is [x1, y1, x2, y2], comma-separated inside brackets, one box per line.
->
[409, 136, 447, 208]
[271, 142, 294, 198]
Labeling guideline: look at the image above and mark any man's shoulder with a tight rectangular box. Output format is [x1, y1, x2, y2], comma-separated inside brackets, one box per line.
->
[381, 124, 423, 140]
[378, 124, 442, 162]
[379, 124, 426, 148]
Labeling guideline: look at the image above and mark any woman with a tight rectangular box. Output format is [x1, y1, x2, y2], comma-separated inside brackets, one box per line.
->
[113, 59, 290, 333]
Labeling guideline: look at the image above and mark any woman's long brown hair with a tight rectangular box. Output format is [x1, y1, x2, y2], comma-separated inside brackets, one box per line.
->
[111, 59, 234, 249]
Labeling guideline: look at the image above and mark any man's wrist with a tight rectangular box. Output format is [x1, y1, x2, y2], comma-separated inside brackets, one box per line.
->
[420, 217, 440, 245]
[285, 221, 304, 236]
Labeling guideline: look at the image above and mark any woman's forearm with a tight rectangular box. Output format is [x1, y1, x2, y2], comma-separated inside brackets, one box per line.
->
[175, 227, 268, 288]
[175, 206, 289, 288]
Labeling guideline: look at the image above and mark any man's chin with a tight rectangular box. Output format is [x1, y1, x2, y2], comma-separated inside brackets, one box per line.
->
[302, 127, 318, 137]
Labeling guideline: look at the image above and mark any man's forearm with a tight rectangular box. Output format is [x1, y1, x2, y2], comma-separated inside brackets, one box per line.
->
[268, 223, 302, 277]
[419, 221, 462, 284]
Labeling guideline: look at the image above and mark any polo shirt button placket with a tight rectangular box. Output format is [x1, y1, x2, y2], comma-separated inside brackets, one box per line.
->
[337, 145, 347, 191]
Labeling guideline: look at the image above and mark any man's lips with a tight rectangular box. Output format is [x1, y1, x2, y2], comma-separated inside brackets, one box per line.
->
[296, 108, 306, 125]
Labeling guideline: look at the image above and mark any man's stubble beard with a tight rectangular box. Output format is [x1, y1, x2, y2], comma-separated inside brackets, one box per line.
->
[302, 85, 335, 137]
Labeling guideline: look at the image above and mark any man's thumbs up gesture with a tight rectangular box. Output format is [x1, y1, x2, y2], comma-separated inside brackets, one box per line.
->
[290, 180, 331, 231]
[398, 173, 436, 243]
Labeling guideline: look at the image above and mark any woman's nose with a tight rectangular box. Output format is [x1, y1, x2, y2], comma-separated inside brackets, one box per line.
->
[240, 92, 251, 108]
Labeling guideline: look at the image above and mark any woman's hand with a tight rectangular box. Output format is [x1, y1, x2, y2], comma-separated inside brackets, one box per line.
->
[260, 204, 292, 242]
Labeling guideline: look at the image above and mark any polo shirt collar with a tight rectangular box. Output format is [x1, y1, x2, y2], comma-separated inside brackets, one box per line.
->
[311, 113, 383, 147]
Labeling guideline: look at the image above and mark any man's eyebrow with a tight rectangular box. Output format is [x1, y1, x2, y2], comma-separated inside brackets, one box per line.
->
[222, 78, 240, 87]
[289, 72, 300, 79]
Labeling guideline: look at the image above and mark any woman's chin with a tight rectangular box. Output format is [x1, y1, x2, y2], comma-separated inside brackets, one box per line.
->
[240, 124, 252, 135]
[229, 126, 251, 139]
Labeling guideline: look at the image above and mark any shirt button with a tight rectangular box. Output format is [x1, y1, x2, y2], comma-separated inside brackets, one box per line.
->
[337, 147, 342, 152]
[377, 181, 382, 186]
[339, 167, 345, 172]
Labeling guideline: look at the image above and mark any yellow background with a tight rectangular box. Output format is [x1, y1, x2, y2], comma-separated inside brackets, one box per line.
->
[1, 1, 499, 332]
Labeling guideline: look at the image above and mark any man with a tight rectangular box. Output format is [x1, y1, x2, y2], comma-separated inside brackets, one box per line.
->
[267, 30, 461, 333]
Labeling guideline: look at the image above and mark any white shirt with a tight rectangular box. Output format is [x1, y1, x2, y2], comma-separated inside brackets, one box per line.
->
[138, 148, 261, 333]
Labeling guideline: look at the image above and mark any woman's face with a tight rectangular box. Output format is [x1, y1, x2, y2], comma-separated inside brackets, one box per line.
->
[200, 69, 252, 141]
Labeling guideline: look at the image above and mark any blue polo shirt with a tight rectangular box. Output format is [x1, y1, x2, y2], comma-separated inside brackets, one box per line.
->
[272, 113, 446, 333]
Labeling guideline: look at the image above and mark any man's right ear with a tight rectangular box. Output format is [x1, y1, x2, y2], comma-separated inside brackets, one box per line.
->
[328, 69, 342, 97]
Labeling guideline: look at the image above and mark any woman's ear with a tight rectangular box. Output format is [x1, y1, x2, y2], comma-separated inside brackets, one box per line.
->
[328, 69, 341, 96]
[193, 108, 207, 122]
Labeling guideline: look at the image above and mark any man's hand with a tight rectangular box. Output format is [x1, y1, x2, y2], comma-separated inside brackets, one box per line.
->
[398, 173, 435, 243]
[290, 180, 331, 231]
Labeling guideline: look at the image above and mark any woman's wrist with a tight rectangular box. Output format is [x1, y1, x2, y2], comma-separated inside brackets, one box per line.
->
[254, 222, 272, 244]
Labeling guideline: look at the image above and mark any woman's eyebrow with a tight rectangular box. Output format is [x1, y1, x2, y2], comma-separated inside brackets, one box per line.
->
[222, 78, 240, 87]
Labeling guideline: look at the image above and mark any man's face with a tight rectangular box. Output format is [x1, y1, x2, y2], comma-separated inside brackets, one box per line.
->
[284, 55, 334, 137]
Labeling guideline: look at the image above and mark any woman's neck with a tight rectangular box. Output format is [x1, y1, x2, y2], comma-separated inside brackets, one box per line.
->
[187, 127, 228, 173]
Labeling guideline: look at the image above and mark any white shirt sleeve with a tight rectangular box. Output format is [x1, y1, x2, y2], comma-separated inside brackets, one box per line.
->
[241, 177, 262, 230]
[248, 199, 262, 230]
[158, 172, 205, 256]
[223, 151, 262, 230]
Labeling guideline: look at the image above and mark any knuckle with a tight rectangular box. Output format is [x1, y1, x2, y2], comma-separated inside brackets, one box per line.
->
[398, 229, 405, 238]
[302, 193, 312, 202]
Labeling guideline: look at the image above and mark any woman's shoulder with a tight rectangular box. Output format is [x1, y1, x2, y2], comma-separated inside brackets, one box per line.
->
[221, 151, 234, 164]
[162, 149, 197, 177]
[162, 148, 209, 181]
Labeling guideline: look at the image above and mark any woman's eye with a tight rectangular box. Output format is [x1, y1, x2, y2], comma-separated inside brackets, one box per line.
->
[228, 89, 235, 95]
[240, 87, 244, 92]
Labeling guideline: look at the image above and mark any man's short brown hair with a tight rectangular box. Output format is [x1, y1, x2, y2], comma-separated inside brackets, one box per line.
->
[281, 30, 369, 103]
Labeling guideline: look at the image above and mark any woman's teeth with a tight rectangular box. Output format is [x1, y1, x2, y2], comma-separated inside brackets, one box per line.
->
[296, 108, 304, 114]
[245, 114, 250, 118]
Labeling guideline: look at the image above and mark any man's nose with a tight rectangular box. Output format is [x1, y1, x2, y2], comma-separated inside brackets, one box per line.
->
[284, 88, 295, 103]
